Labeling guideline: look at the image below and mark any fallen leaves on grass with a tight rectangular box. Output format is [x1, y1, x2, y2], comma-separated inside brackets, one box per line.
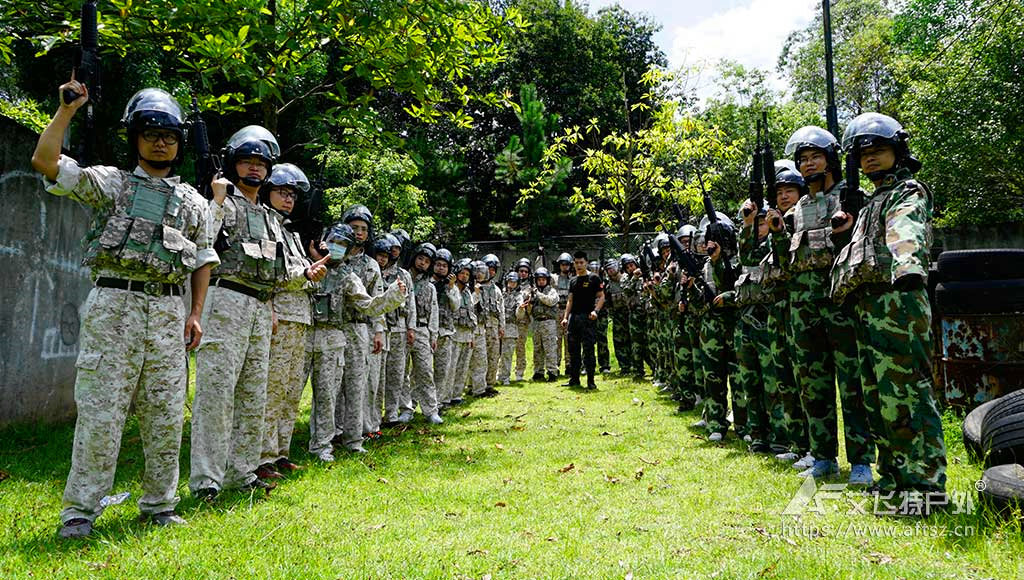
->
[638, 457, 660, 466]
[604, 474, 621, 484]
[558, 463, 575, 473]
[377, 477, 389, 484]
[634, 468, 644, 481]
[495, 443, 505, 450]
[366, 523, 386, 532]
[600, 431, 621, 437]
[467, 548, 489, 556]
[869, 552, 894, 565]
[494, 501, 507, 508]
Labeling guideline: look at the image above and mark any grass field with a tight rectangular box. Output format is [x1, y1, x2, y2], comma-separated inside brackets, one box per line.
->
[1, 347, 1022, 579]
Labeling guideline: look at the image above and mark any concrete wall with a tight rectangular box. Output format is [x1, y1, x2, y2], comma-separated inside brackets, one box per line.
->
[0, 115, 94, 426]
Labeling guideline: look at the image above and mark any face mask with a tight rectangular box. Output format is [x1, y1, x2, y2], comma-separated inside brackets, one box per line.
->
[327, 242, 349, 261]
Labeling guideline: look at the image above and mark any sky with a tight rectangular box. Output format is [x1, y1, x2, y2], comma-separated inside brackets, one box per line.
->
[587, 0, 820, 102]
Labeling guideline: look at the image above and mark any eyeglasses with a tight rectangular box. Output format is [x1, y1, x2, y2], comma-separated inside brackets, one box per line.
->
[141, 130, 179, 145]
[272, 189, 298, 200]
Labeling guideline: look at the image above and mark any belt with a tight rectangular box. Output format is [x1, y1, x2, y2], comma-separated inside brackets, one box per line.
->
[96, 277, 182, 297]
[211, 277, 272, 302]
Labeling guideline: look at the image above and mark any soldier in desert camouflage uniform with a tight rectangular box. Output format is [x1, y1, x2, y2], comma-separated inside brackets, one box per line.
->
[432, 249, 461, 407]
[399, 243, 443, 423]
[830, 113, 946, 508]
[498, 272, 524, 385]
[34, 84, 220, 538]
[450, 259, 478, 403]
[376, 234, 415, 426]
[526, 268, 561, 381]
[257, 163, 316, 480]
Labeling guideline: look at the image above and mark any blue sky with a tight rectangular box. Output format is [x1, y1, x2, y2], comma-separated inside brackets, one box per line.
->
[587, 0, 819, 101]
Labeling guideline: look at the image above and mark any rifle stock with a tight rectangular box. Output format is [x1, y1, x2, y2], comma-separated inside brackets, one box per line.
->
[64, 0, 101, 166]
[190, 93, 221, 199]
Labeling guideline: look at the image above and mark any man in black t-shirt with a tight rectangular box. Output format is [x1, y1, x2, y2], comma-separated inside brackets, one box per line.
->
[560, 251, 605, 389]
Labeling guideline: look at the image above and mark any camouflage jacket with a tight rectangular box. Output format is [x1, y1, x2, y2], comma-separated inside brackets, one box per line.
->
[830, 168, 933, 303]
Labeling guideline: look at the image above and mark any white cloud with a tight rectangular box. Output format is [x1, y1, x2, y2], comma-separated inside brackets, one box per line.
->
[668, 0, 818, 103]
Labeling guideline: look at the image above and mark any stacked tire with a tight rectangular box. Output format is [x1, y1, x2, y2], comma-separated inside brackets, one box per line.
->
[942, 249, 1024, 514]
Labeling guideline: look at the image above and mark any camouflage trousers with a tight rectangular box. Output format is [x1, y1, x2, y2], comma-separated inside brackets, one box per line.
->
[670, 312, 698, 406]
[609, 308, 632, 374]
[514, 322, 530, 379]
[451, 336, 473, 400]
[557, 317, 568, 372]
[261, 320, 312, 465]
[684, 316, 703, 401]
[628, 308, 650, 378]
[469, 325, 488, 395]
[648, 312, 664, 382]
[594, 312, 610, 371]
[404, 329, 439, 416]
[333, 323, 370, 449]
[853, 288, 946, 492]
[364, 348, 383, 433]
[733, 306, 790, 451]
[434, 334, 455, 404]
[383, 330, 409, 423]
[700, 310, 739, 435]
[308, 325, 345, 456]
[788, 296, 874, 464]
[191, 286, 270, 492]
[765, 297, 805, 453]
[62, 288, 187, 523]
[485, 321, 501, 387]
[498, 332, 518, 383]
[532, 319, 560, 375]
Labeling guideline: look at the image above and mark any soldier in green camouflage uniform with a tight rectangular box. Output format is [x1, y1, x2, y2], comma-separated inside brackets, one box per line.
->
[830, 113, 946, 503]
[589, 261, 612, 373]
[620, 256, 649, 379]
[603, 259, 632, 375]
[35, 86, 220, 537]
[769, 128, 875, 482]
[650, 236, 675, 390]
[669, 227, 700, 412]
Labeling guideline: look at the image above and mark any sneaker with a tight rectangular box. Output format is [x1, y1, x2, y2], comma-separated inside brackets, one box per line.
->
[748, 442, 771, 454]
[532, 372, 545, 381]
[427, 413, 444, 425]
[708, 432, 724, 442]
[691, 419, 708, 429]
[451, 397, 464, 405]
[792, 453, 816, 470]
[147, 511, 187, 527]
[194, 487, 219, 502]
[798, 459, 839, 479]
[586, 379, 597, 390]
[501, 379, 511, 386]
[600, 367, 611, 373]
[547, 372, 559, 382]
[254, 463, 284, 480]
[848, 464, 874, 486]
[562, 380, 582, 388]
[774, 452, 799, 462]
[58, 518, 92, 539]
[315, 450, 335, 463]
[346, 444, 368, 454]
[397, 410, 414, 424]
[516, 375, 524, 382]
[241, 478, 276, 493]
[482, 387, 500, 397]
[275, 458, 303, 472]
[742, 434, 753, 443]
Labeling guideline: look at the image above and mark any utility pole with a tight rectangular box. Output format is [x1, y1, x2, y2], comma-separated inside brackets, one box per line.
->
[822, 0, 840, 138]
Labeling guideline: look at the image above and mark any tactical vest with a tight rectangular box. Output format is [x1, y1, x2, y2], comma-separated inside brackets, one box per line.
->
[787, 190, 839, 273]
[504, 288, 522, 322]
[531, 287, 558, 320]
[344, 253, 378, 324]
[435, 280, 456, 331]
[215, 195, 283, 287]
[555, 273, 572, 308]
[733, 264, 772, 306]
[84, 174, 198, 283]
[312, 263, 353, 327]
[481, 283, 501, 318]
[831, 177, 932, 303]
[604, 279, 625, 311]
[453, 286, 476, 328]
[414, 275, 433, 327]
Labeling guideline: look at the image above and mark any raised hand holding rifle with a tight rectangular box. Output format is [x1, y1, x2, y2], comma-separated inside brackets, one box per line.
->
[189, 86, 221, 200]
[63, 0, 101, 167]
[831, 150, 864, 234]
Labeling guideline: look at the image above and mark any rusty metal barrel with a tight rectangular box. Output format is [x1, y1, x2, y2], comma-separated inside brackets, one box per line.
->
[934, 249, 1024, 409]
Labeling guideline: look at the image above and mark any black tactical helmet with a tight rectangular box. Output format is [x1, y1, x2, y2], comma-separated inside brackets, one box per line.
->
[785, 125, 842, 184]
[341, 204, 374, 246]
[774, 169, 810, 197]
[413, 242, 437, 261]
[260, 163, 310, 210]
[556, 252, 573, 265]
[620, 253, 637, 268]
[471, 260, 489, 278]
[534, 267, 551, 281]
[654, 232, 671, 249]
[372, 233, 397, 257]
[435, 248, 453, 266]
[774, 159, 797, 176]
[604, 259, 619, 272]
[588, 260, 600, 274]
[505, 271, 519, 284]
[322, 222, 355, 263]
[842, 112, 922, 174]
[121, 88, 188, 165]
[482, 254, 500, 270]
[516, 257, 532, 271]
[454, 257, 473, 275]
[391, 228, 411, 249]
[222, 125, 280, 187]
[677, 224, 697, 240]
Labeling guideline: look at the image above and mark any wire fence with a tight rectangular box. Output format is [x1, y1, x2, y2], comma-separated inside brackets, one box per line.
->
[447, 232, 662, 269]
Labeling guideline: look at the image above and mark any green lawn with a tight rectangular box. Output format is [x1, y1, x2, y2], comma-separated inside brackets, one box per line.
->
[1, 346, 1022, 579]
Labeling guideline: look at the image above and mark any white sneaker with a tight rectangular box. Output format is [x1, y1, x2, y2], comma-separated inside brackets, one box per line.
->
[742, 434, 752, 443]
[775, 452, 799, 462]
[397, 411, 414, 424]
[792, 453, 816, 470]
[427, 413, 444, 425]
[692, 419, 707, 429]
[502, 379, 511, 386]
[315, 450, 335, 463]
[708, 432, 724, 442]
